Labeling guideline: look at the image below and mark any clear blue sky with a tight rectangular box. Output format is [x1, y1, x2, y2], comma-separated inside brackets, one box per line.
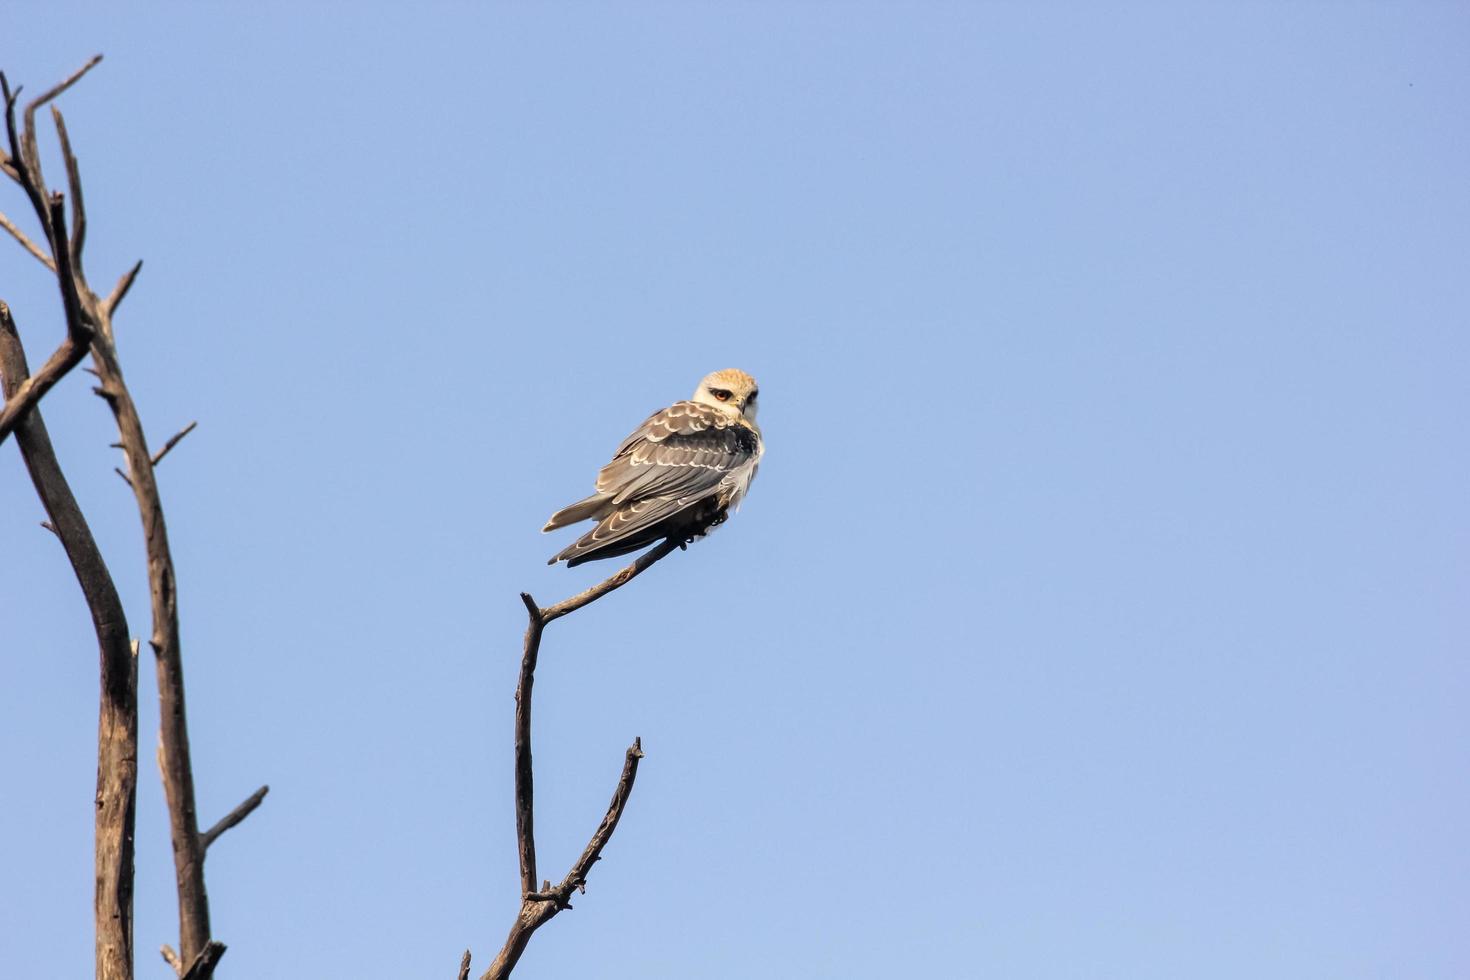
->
[3, 4, 1467, 978]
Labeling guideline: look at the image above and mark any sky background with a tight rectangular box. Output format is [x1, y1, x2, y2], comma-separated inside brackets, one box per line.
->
[2, 4, 1467, 978]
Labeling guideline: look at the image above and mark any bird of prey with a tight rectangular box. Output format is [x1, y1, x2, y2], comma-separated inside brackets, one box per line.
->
[543, 369, 763, 567]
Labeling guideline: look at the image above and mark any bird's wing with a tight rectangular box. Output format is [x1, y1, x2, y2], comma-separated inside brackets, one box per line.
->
[595, 401, 761, 505]
[550, 494, 703, 566]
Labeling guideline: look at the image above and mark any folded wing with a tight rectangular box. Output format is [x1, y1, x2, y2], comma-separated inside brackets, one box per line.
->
[547, 401, 761, 566]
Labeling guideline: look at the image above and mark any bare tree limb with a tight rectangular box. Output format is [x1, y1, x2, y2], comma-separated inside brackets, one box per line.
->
[21, 54, 101, 136]
[482, 742, 645, 980]
[0, 208, 53, 268]
[457, 950, 472, 980]
[539, 538, 681, 623]
[524, 738, 643, 908]
[477, 544, 676, 980]
[200, 784, 269, 850]
[105, 259, 142, 318]
[179, 942, 226, 980]
[1, 72, 51, 246]
[88, 284, 218, 967]
[19, 54, 102, 194]
[0, 308, 88, 445]
[160, 945, 183, 975]
[512, 592, 544, 899]
[0, 298, 137, 980]
[51, 106, 86, 265]
[2, 60, 260, 979]
[151, 419, 197, 467]
[0, 196, 93, 446]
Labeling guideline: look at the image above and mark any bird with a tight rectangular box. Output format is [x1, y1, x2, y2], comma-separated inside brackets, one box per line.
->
[543, 369, 764, 567]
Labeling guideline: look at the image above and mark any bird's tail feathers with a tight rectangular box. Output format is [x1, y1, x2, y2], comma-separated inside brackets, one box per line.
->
[541, 493, 609, 532]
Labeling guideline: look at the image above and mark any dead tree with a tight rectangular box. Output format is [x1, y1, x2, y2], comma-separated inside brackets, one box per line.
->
[462, 540, 681, 980]
[0, 58, 266, 980]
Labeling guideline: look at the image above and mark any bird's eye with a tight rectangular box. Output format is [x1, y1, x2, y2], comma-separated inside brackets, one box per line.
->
[748, 390, 758, 401]
[710, 388, 732, 401]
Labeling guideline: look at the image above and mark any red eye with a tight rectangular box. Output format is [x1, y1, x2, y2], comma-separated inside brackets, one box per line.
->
[711, 388, 732, 401]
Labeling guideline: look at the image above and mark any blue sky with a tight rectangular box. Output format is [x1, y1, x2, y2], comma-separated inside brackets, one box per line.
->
[2, 4, 1467, 978]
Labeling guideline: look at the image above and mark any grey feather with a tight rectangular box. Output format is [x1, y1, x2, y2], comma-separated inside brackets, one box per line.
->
[545, 400, 761, 565]
[541, 493, 610, 532]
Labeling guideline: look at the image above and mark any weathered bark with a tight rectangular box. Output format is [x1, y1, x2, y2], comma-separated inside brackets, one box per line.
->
[0, 302, 138, 980]
[3, 59, 266, 980]
[475, 539, 676, 980]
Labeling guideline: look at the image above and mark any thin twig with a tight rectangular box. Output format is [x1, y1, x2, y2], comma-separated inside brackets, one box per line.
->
[113, 466, 133, 489]
[20, 55, 102, 120]
[480, 542, 676, 980]
[200, 785, 269, 850]
[46, 193, 89, 346]
[457, 950, 472, 980]
[20, 54, 102, 179]
[51, 106, 86, 268]
[105, 259, 142, 318]
[530, 737, 643, 909]
[150, 420, 197, 467]
[161, 945, 183, 975]
[0, 190, 92, 447]
[539, 538, 681, 623]
[512, 593, 544, 898]
[0, 209, 54, 268]
[1, 72, 49, 233]
[481, 742, 645, 980]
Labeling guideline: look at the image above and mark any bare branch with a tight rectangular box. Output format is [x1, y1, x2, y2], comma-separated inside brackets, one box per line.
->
[22, 54, 101, 123]
[457, 950, 472, 980]
[6, 59, 261, 980]
[51, 106, 87, 267]
[161, 945, 182, 975]
[2, 72, 28, 188]
[551, 738, 643, 902]
[151, 420, 198, 467]
[20, 54, 102, 182]
[2, 73, 52, 248]
[512, 594, 543, 898]
[0, 286, 137, 980]
[0, 189, 93, 447]
[539, 538, 681, 623]
[45, 193, 89, 345]
[200, 784, 269, 850]
[105, 259, 142, 317]
[482, 741, 645, 980]
[0, 302, 88, 447]
[179, 941, 226, 980]
[0, 209, 53, 269]
[8, 60, 241, 970]
[481, 543, 676, 980]
[90, 325, 217, 963]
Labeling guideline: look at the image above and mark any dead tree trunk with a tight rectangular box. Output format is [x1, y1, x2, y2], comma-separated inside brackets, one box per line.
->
[0, 300, 139, 980]
[1, 58, 266, 980]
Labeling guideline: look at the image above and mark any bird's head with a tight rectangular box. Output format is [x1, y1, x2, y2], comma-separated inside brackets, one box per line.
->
[692, 368, 760, 422]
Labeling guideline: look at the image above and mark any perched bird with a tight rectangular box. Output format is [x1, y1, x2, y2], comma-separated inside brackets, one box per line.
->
[543, 369, 764, 567]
